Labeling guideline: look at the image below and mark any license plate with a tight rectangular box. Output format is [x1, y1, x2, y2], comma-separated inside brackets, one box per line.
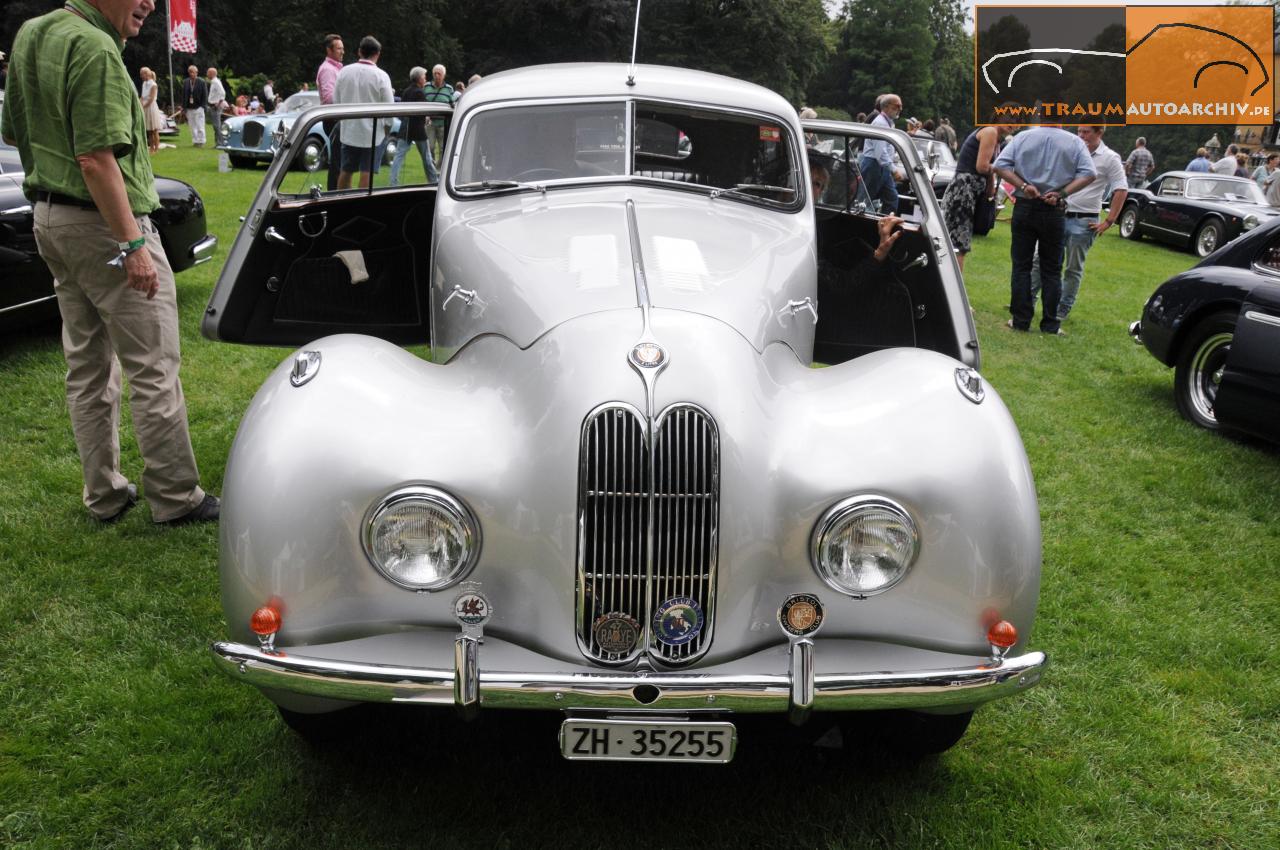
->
[560, 718, 736, 763]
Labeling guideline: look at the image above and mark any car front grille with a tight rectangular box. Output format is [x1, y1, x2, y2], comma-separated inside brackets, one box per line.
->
[576, 403, 720, 666]
[241, 121, 264, 148]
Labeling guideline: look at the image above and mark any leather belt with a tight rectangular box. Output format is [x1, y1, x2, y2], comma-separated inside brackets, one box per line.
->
[35, 190, 96, 209]
[1065, 211, 1100, 218]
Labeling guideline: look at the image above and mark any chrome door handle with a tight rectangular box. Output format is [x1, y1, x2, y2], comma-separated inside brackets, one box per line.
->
[443, 285, 478, 311]
[779, 297, 818, 325]
[264, 226, 294, 247]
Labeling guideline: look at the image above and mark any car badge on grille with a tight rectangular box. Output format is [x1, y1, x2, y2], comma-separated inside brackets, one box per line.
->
[778, 594, 824, 638]
[629, 342, 666, 369]
[653, 596, 704, 646]
[593, 612, 641, 655]
[453, 587, 492, 627]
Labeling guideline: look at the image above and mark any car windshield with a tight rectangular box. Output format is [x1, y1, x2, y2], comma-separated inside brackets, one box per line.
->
[280, 92, 318, 114]
[1185, 177, 1266, 204]
[453, 101, 800, 207]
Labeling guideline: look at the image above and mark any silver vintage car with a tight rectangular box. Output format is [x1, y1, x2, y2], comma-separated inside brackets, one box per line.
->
[203, 63, 1046, 762]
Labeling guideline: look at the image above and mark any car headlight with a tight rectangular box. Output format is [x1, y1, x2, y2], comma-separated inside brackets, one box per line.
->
[810, 496, 918, 596]
[1243, 214, 1260, 230]
[363, 486, 480, 590]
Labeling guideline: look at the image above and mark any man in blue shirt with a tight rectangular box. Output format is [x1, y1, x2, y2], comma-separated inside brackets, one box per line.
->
[1185, 147, 1212, 172]
[995, 125, 1096, 334]
[858, 93, 904, 214]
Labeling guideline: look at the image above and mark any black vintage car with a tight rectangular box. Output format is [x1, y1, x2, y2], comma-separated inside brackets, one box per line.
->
[1116, 171, 1280, 258]
[0, 139, 217, 329]
[1130, 216, 1280, 443]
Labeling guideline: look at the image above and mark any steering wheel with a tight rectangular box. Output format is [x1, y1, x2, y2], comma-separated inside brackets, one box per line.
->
[512, 168, 567, 181]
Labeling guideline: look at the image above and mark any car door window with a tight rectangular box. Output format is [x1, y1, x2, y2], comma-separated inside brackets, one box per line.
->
[277, 110, 451, 198]
[1159, 178, 1184, 197]
[804, 133, 873, 212]
[1253, 237, 1280, 275]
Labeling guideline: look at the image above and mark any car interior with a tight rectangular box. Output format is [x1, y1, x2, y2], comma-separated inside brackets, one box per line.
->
[213, 114, 439, 346]
[807, 133, 962, 365]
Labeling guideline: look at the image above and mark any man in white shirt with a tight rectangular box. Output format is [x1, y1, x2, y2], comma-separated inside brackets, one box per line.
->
[334, 35, 394, 190]
[1211, 144, 1239, 175]
[205, 67, 226, 136]
[857, 93, 905, 214]
[1031, 125, 1127, 322]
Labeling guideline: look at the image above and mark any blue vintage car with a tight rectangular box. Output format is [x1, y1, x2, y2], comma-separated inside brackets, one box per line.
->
[216, 91, 327, 169]
[216, 91, 400, 171]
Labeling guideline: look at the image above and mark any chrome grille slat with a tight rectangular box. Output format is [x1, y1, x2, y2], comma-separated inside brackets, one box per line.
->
[576, 402, 719, 666]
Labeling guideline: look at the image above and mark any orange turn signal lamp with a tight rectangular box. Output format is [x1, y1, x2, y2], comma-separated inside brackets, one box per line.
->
[987, 619, 1018, 666]
[250, 601, 283, 653]
[250, 605, 281, 636]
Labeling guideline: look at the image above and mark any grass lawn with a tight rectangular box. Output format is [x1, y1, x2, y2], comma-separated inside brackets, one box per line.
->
[1, 127, 1277, 849]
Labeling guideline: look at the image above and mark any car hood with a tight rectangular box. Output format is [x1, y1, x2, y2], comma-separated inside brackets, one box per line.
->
[225, 112, 299, 131]
[430, 186, 816, 360]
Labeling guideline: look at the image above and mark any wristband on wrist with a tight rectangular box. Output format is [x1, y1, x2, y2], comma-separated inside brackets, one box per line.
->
[117, 236, 146, 255]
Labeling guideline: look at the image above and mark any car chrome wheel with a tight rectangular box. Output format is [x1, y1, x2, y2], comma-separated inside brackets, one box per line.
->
[1119, 207, 1139, 239]
[1194, 220, 1223, 257]
[1174, 311, 1235, 430]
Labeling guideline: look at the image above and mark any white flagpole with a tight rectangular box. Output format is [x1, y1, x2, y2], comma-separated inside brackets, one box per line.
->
[166, 0, 176, 115]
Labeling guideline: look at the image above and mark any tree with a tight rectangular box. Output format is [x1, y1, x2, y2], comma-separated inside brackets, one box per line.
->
[834, 0, 935, 122]
[926, 1, 973, 137]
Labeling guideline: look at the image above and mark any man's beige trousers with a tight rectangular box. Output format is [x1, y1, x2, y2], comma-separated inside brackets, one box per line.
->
[34, 201, 206, 522]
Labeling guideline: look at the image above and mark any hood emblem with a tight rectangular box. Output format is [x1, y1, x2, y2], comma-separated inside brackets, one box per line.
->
[629, 342, 666, 369]
[653, 596, 704, 646]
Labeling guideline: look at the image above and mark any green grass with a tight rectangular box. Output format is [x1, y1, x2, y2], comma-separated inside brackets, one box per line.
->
[2, 127, 1278, 849]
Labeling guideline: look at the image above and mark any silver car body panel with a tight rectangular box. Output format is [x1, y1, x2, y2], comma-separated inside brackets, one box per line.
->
[219, 325, 1039, 670]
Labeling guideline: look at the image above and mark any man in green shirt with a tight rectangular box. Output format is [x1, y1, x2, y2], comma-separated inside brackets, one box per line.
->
[0, 0, 218, 525]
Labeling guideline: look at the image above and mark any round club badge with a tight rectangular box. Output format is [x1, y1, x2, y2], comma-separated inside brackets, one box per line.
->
[778, 593, 824, 638]
[593, 612, 641, 655]
[453, 590, 492, 626]
[653, 596, 704, 646]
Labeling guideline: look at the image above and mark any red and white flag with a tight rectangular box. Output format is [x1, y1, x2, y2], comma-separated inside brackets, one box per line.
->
[170, 0, 198, 54]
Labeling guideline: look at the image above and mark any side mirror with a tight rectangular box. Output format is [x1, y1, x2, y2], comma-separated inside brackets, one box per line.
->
[927, 147, 940, 170]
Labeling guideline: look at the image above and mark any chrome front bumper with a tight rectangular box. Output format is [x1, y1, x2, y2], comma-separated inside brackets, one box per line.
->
[1129, 319, 1143, 343]
[211, 635, 1046, 719]
[190, 234, 218, 266]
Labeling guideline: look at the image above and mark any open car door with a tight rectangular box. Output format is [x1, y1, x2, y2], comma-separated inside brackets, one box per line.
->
[203, 102, 452, 346]
[801, 119, 979, 368]
[1215, 275, 1280, 442]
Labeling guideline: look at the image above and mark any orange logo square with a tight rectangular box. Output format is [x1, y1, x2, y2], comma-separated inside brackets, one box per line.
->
[1126, 6, 1274, 125]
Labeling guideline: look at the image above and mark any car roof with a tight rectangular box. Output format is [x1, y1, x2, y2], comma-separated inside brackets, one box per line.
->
[457, 63, 795, 119]
[1160, 171, 1252, 181]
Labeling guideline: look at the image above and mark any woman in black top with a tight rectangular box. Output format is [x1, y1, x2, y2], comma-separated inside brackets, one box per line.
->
[941, 121, 1015, 271]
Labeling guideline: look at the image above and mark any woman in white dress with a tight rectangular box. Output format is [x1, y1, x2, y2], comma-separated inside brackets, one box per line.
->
[139, 67, 165, 154]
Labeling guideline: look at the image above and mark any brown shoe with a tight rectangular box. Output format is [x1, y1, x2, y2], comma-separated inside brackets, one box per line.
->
[97, 483, 138, 524]
[160, 494, 220, 526]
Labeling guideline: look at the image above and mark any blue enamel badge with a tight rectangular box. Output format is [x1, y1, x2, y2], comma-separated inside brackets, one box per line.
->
[653, 596, 704, 646]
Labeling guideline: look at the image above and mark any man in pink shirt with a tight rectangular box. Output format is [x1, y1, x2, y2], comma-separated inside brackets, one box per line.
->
[316, 33, 344, 190]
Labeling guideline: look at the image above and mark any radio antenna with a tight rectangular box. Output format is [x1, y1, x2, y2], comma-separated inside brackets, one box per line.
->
[627, 0, 643, 86]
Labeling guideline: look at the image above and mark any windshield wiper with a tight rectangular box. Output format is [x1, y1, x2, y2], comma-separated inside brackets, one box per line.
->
[455, 179, 545, 193]
[709, 183, 796, 204]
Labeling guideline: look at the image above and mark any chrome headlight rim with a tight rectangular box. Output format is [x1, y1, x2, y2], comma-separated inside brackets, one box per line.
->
[1243, 213, 1260, 230]
[361, 485, 481, 591]
[809, 494, 919, 598]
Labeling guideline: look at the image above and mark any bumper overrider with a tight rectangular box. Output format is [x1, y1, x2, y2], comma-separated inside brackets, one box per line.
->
[210, 635, 1046, 721]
